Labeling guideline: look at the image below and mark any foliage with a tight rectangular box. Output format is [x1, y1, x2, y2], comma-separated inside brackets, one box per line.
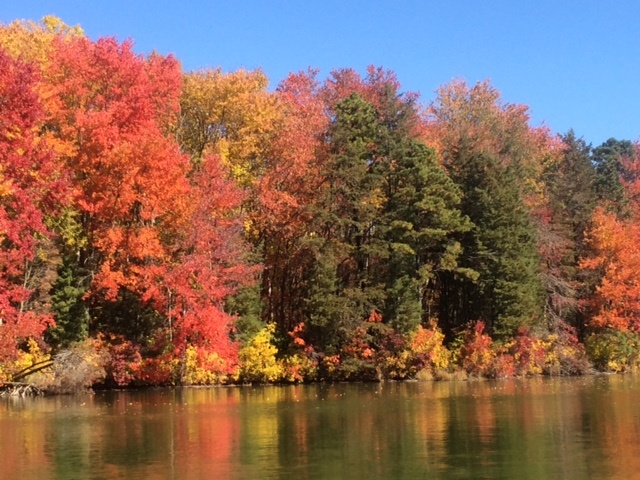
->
[2, 338, 52, 384]
[429, 80, 547, 339]
[410, 323, 451, 372]
[459, 322, 496, 376]
[178, 68, 281, 184]
[236, 324, 283, 383]
[94, 334, 142, 387]
[280, 354, 318, 383]
[585, 329, 640, 372]
[580, 207, 640, 332]
[0, 47, 62, 361]
[181, 345, 230, 385]
[593, 138, 635, 215]
[539, 130, 596, 333]
[456, 322, 590, 378]
[2, 17, 640, 387]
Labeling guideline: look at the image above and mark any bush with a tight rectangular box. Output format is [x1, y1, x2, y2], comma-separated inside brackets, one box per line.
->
[586, 329, 640, 372]
[48, 340, 109, 393]
[459, 322, 495, 376]
[235, 324, 283, 383]
[410, 323, 451, 372]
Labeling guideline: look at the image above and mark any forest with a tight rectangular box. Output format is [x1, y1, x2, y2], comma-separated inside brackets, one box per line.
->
[1, 17, 639, 391]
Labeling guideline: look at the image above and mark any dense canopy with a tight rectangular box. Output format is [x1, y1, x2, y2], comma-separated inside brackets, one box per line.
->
[1, 17, 639, 388]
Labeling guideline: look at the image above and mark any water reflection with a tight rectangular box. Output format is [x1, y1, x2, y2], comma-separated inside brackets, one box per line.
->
[2, 376, 640, 479]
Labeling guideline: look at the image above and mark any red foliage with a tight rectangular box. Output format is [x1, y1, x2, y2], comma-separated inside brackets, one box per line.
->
[509, 327, 547, 376]
[45, 36, 190, 299]
[101, 336, 142, 386]
[0, 48, 63, 360]
[158, 155, 256, 366]
[459, 321, 495, 376]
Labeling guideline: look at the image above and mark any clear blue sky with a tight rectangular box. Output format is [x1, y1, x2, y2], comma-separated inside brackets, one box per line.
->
[2, 1, 639, 146]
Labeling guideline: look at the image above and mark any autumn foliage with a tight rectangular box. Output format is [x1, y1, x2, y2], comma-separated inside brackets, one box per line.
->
[2, 17, 639, 388]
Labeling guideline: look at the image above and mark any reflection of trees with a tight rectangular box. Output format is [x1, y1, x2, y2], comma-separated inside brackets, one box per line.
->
[3, 379, 640, 478]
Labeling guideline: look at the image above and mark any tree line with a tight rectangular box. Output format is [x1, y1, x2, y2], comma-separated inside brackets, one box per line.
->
[1, 17, 638, 388]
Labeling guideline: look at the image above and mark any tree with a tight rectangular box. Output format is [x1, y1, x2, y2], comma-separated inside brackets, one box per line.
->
[303, 93, 383, 351]
[158, 155, 257, 367]
[0, 48, 66, 360]
[580, 207, 640, 332]
[178, 68, 281, 184]
[0, 16, 83, 67]
[428, 80, 547, 339]
[253, 70, 328, 333]
[593, 138, 635, 214]
[373, 87, 471, 334]
[540, 130, 597, 332]
[43, 36, 191, 341]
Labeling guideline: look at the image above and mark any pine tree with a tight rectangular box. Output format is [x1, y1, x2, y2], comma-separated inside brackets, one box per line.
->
[441, 150, 543, 339]
[374, 90, 471, 333]
[541, 130, 597, 332]
[304, 93, 383, 351]
[593, 138, 634, 214]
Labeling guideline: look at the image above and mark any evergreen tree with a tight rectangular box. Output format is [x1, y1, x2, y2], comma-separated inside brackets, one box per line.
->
[541, 130, 597, 332]
[47, 256, 91, 348]
[375, 90, 471, 333]
[304, 93, 383, 351]
[593, 138, 634, 214]
[441, 150, 543, 339]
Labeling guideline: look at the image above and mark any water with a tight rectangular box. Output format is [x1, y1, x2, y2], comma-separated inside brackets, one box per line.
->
[2, 376, 640, 479]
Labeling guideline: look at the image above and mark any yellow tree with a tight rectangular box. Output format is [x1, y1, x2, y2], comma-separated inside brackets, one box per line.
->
[0, 16, 83, 67]
[178, 68, 282, 185]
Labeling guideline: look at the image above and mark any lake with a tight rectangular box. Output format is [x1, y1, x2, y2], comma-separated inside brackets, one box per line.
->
[2, 375, 640, 479]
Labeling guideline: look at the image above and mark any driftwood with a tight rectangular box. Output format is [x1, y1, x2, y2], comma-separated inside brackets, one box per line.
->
[1, 358, 54, 397]
[0, 382, 45, 397]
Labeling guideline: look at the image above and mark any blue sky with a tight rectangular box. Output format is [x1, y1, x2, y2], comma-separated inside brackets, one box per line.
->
[2, 1, 639, 146]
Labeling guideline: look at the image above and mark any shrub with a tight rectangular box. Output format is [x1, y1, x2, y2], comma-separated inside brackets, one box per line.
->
[507, 327, 547, 376]
[586, 329, 640, 372]
[182, 345, 230, 385]
[281, 353, 317, 383]
[410, 323, 451, 372]
[236, 324, 283, 383]
[542, 331, 591, 376]
[459, 321, 495, 376]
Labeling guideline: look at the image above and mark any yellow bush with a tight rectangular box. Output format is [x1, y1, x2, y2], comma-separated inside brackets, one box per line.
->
[378, 349, 413, 380]
[410, 323, 451, 371]
[182, 345, 229, 385]
[7, 338, 54, 385]
[236, 324, 283, 383]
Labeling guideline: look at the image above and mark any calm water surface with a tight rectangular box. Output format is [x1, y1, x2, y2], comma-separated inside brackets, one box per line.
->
[2, 376, 640, 479]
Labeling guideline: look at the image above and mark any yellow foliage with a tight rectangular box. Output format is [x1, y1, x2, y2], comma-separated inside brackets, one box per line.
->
[6, 338, 54, 384]
[0, 165, 13, 198]
[410, 323, 451, 370]
[182, 345, 228, 385]
[378, 349, 414, 380]
[236, 324, 283, 383]
[179, 68, 283, 185]
[0, 16, 83, 67]
[322, 355, 341, 377]
[585, 330, 640, 372]
[280, 354, 317, 382]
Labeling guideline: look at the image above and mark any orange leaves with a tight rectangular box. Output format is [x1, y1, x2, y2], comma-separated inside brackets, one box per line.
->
[581, 207, 640, 332]
[0, 48, 62, 361]
[426, 78, 556, 185]
[44, 35, 191, 298]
